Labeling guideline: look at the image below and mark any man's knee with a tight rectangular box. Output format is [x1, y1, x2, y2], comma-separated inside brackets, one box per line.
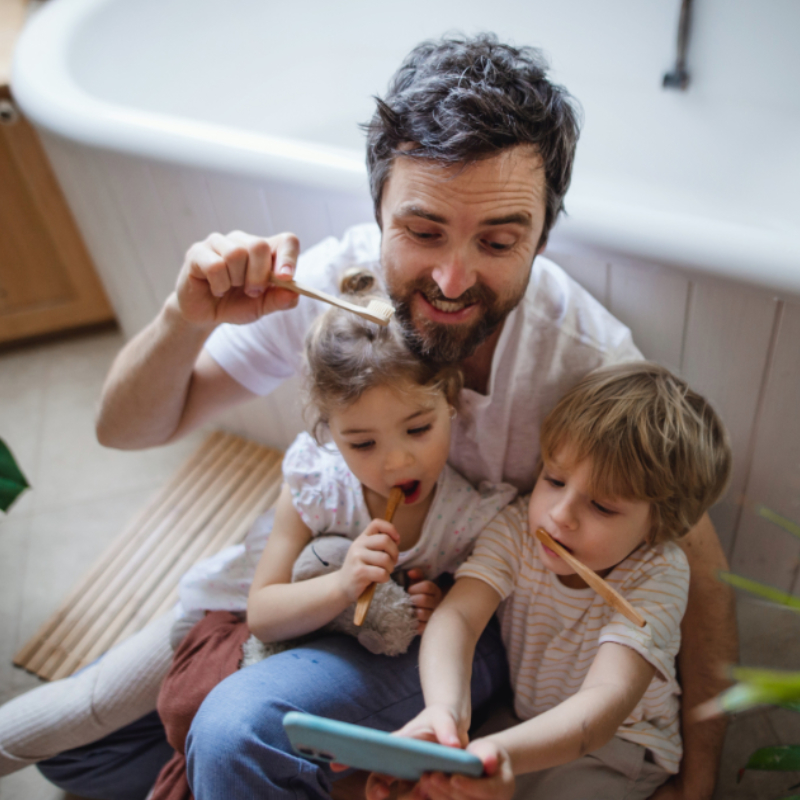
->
[187, 671, 288, 761]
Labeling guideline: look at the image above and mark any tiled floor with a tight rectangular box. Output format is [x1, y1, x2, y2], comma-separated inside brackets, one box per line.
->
[0, 327, 208, 800]
[1, 327, 800, 800]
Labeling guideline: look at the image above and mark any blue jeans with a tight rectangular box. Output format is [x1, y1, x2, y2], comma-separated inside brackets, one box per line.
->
[187, 622, 508, 799]
[38, 623, 507, 800]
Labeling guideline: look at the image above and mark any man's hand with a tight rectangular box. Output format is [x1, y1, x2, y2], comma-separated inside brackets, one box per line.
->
[176, 230, 301, 328]
[416, 740, 515, 800]
[406, 569, 444, 634]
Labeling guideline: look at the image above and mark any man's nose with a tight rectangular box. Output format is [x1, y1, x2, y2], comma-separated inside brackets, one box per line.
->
[430, 248, 477, 299]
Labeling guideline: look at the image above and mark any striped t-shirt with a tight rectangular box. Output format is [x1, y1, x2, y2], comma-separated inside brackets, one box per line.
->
[455, 497, 689, 773]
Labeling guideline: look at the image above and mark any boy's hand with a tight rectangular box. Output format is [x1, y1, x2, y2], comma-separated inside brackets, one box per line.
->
[406, 569, 444, 633]
[417, 740, 515, 800]
[339, 520, 400, 601]
[175, 230, 300, 328]
[396, 704, 468, 750]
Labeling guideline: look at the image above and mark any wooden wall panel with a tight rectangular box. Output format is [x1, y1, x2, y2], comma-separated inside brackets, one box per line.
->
[204, 174, 274, 239]
[261, 182, 338, 256]
[544, 240, 610, 307]
[96, 153, 183, 305]
[324, 194, 375, 243]
[681, 281, 779, 558]
[607, 258, 689, 372]
[730, 301, 800, 591]
[149, 164, 221, 260]
[38, 134, 154, 338]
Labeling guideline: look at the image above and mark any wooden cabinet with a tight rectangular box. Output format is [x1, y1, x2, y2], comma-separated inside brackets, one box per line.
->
[0, 84, 115, 343]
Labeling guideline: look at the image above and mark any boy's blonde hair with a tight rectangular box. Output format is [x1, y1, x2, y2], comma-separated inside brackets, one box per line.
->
[540, 362, 732, 542]
[303, 268, 462, 441]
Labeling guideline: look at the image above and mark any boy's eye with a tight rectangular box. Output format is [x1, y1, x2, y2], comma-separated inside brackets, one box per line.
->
[408, 424, 432, 436]
[349, 440, 375, 451]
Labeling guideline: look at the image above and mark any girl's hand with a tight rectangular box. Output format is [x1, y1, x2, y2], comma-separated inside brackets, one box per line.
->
[339, 520, 400, 602]
[406, 569, 444, 634]
[417, 739, 515, 800]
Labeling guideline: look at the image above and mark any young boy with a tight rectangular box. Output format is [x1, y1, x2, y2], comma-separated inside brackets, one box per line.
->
[368, 362, 732, 800]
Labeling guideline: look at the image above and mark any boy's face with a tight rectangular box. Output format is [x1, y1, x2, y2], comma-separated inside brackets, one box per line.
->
[528, 445, 652, 590]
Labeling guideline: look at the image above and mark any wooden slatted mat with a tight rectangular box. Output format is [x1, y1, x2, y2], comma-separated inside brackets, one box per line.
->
[14, 432, 284, 681]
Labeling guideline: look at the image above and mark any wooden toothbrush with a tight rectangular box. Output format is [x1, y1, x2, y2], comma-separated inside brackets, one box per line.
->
[535, 528, 647, 628]
[354, 487, 405, 626]
[269, 276, 394, 326]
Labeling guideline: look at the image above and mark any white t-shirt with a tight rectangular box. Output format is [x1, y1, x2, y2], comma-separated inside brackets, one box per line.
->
[177, 432, 516, 621]
[456, 497, 689, 774]
[205, 223, 643, 493]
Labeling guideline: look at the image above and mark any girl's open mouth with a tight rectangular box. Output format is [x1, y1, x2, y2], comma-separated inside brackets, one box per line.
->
[396, 480, 421, 503]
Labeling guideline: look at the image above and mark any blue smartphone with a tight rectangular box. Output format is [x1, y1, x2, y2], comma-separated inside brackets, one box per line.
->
[283, 711, 484, 781]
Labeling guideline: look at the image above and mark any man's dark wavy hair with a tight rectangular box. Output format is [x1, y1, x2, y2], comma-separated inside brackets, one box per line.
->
[363, 33, 582, 247]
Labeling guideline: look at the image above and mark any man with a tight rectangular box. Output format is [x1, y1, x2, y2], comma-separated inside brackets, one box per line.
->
[91, 34, 731, 799]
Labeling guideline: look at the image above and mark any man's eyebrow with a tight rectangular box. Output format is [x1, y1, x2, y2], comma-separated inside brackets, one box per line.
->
[395, 205, 447, 224]
[482, 213, 532, 228]
[394, 206, 532, 228]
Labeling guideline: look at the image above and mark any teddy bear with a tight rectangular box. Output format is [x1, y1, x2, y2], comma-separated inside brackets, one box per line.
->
[241, 534, 419, 667]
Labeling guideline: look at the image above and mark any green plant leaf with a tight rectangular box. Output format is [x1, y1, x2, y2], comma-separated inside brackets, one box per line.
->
[717, 669, 800, 714]
[758, 505, 800, 541]
[718, 572, 800, 611]
[0, 439, 29, 512]
[744, 745, 800, 772]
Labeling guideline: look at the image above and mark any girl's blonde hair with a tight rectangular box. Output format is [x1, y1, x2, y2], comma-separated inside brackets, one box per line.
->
[540, 362, 732, 542]
[303, 268, 462, 441]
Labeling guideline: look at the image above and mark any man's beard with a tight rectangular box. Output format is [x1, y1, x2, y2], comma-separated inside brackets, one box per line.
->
[389, 277, 526, 365]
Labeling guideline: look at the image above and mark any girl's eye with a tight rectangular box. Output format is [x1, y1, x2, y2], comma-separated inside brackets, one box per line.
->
[349, 440, 375, 451]
[545, 476, 564, 488]
[592, 501, 616, 515]
[408, 424, 432, 436]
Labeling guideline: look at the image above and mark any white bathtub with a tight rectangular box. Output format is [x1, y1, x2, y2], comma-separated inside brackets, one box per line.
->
[11, 0, 800, 588]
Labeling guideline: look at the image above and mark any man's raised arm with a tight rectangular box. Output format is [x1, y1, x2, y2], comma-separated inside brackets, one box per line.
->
[651, 513, 737, 800]
[96, 231, 300, 450]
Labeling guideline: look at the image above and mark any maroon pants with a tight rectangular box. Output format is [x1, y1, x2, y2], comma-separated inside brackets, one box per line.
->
[150, 612, 251, 800]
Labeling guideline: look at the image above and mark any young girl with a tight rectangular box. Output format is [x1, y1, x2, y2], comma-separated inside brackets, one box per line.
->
[171, 269, 517, 644]
[368, 362, 732, 800]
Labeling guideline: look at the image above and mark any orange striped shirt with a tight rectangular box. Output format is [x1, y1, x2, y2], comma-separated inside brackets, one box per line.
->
[455, 497, 689, 774]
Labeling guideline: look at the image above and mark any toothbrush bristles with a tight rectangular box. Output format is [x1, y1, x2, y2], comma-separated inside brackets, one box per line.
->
[365, 300, 395, 325]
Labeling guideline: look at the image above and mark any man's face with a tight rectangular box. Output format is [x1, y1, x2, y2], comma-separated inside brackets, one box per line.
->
[380, 146, 548, 364]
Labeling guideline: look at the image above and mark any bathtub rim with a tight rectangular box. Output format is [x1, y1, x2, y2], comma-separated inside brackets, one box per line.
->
[11, 0, 800, 299]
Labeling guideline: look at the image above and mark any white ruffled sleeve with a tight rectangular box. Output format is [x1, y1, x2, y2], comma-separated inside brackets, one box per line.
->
[283, 432, 369, 539]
